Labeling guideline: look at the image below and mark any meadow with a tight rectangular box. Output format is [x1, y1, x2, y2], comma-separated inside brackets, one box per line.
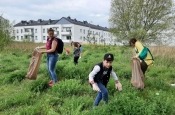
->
[0, 42, 175, 115]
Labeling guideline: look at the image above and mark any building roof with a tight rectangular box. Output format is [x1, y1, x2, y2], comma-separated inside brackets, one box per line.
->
[63, 17, 109, 31]
[0, 16, 4, 19]
[14, 16, 109, 31]
[14, 19, 60, 27]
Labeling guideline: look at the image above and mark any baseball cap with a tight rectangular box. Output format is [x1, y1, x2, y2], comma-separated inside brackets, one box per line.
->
[104, 53, 114, 61]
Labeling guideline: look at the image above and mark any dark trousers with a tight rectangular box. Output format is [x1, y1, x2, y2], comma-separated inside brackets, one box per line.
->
[74, 56, 79, 65]
[141, 61, 148, 74]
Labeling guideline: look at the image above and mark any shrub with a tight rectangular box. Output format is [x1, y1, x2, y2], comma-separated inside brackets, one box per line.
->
[52, 79, 91, 97]
[29, 78, 49, 93]
[3, 70, 26, 84]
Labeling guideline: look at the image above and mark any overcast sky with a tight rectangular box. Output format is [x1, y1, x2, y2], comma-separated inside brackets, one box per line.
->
[0, 0, 111, 27]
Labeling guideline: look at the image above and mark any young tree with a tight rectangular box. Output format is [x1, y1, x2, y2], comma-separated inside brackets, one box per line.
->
[0, 15, 12, 50]
[109, 0, 175, 43]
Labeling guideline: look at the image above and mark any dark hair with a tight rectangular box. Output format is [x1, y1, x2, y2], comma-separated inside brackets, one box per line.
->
[74, 42, 79, 47]
[78, 42, 81, 47]
[129, 38, 137, 46]
[48, 28, 54, 33]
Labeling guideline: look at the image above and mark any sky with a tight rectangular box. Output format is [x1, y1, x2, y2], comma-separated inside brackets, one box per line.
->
[0, 0, 111, 27]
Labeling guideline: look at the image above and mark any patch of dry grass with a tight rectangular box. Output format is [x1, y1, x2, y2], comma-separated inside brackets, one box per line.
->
[151, 46, 175, 59]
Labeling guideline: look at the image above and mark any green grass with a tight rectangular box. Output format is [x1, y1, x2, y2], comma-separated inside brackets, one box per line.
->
[0, 42, 175, 115]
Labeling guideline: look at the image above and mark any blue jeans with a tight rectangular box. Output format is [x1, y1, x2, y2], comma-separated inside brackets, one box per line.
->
[47, 53, 58, 83]
[94, 82, 108, 106]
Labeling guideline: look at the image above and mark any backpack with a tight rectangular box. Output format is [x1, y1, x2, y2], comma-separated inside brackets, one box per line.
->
[55, 38, 64, 54]
[135, 43, 154, 61]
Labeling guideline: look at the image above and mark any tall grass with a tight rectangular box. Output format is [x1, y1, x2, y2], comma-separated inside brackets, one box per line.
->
[0, 42, 175, 115]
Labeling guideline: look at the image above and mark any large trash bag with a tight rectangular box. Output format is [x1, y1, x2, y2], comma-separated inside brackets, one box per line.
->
[131, 58, 144, 89]
[26, 49, 42, 80]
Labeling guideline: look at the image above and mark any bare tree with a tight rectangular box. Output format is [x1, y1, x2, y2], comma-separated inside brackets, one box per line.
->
[85, 33, 98, 44]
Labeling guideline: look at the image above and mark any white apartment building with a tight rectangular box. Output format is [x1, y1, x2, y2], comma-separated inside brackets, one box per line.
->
[13, 16, 115, 44]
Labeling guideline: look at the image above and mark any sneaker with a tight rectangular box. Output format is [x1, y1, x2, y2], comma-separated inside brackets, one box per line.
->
[171, 84, 175, 87]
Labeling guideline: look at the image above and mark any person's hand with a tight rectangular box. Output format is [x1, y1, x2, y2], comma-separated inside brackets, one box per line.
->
[35, 46, 40, 51]
[36, 46, 40, 49]
[132, 55, 139, 59]
[92, 83, 101, 92]
[115, 81, 122, 91]
[37, 49, 44, 54]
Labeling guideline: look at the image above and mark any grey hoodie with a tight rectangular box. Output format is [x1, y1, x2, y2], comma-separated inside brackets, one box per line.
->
[73, 47, 80, 57]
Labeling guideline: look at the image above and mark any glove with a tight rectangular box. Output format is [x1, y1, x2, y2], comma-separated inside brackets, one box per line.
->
[92, 83, 101, 92]
[115, 82, 122, 91]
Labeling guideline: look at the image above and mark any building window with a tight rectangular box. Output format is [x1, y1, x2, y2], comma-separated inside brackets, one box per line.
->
[43, 36, 46, 40]
[80, 29, 82, 33]
[80, 36, 82, 39]
[56, 31, 59, 35]
[35, 29, 37, 33]
[25, 29, 29, 32]
[35, 36, 37, 40]
[21, 36, 23, 40]
[21, 29, 23, 33]
[83, 37, 86, 41]
[43, 29, 45, 33]
[83, 30, 85, 34]
[17, 36, 19, 40]
[17, 30, 19, 33]
[66, 36, 71, 40]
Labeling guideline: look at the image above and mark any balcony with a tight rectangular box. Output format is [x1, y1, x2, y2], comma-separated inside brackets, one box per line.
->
[61, 30, 71, 36]
[24, 31, 34, 36]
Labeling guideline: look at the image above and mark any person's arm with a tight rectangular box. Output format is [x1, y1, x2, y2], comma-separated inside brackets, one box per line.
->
[73, 48, 76, 55]
[89, 65, 101, 92]
[89, 65, 100, 84]
[135, 41, 144, 58]
[37, 45, 46, 49]
[111, 69, 119, 83]
[42, 40, 57, 53]
[36, 45, 46, 49]
[111, 69, 122, 91]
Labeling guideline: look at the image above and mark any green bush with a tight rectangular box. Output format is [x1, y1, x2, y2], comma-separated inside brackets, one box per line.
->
[3, 70, 26, 84]
[59, 95, 93, 115]
[1, 43, 175, 115]
[145, 77, 171, 91]
[0, 91, 31, 111]
[29, 78, 49, 93]
[52, 79, 91, 97]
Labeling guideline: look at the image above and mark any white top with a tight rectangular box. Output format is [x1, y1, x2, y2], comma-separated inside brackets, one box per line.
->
[89, 65, 119, 82]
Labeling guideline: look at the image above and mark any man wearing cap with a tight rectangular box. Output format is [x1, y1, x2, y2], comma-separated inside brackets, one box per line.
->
[89, 53, 122, 106]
